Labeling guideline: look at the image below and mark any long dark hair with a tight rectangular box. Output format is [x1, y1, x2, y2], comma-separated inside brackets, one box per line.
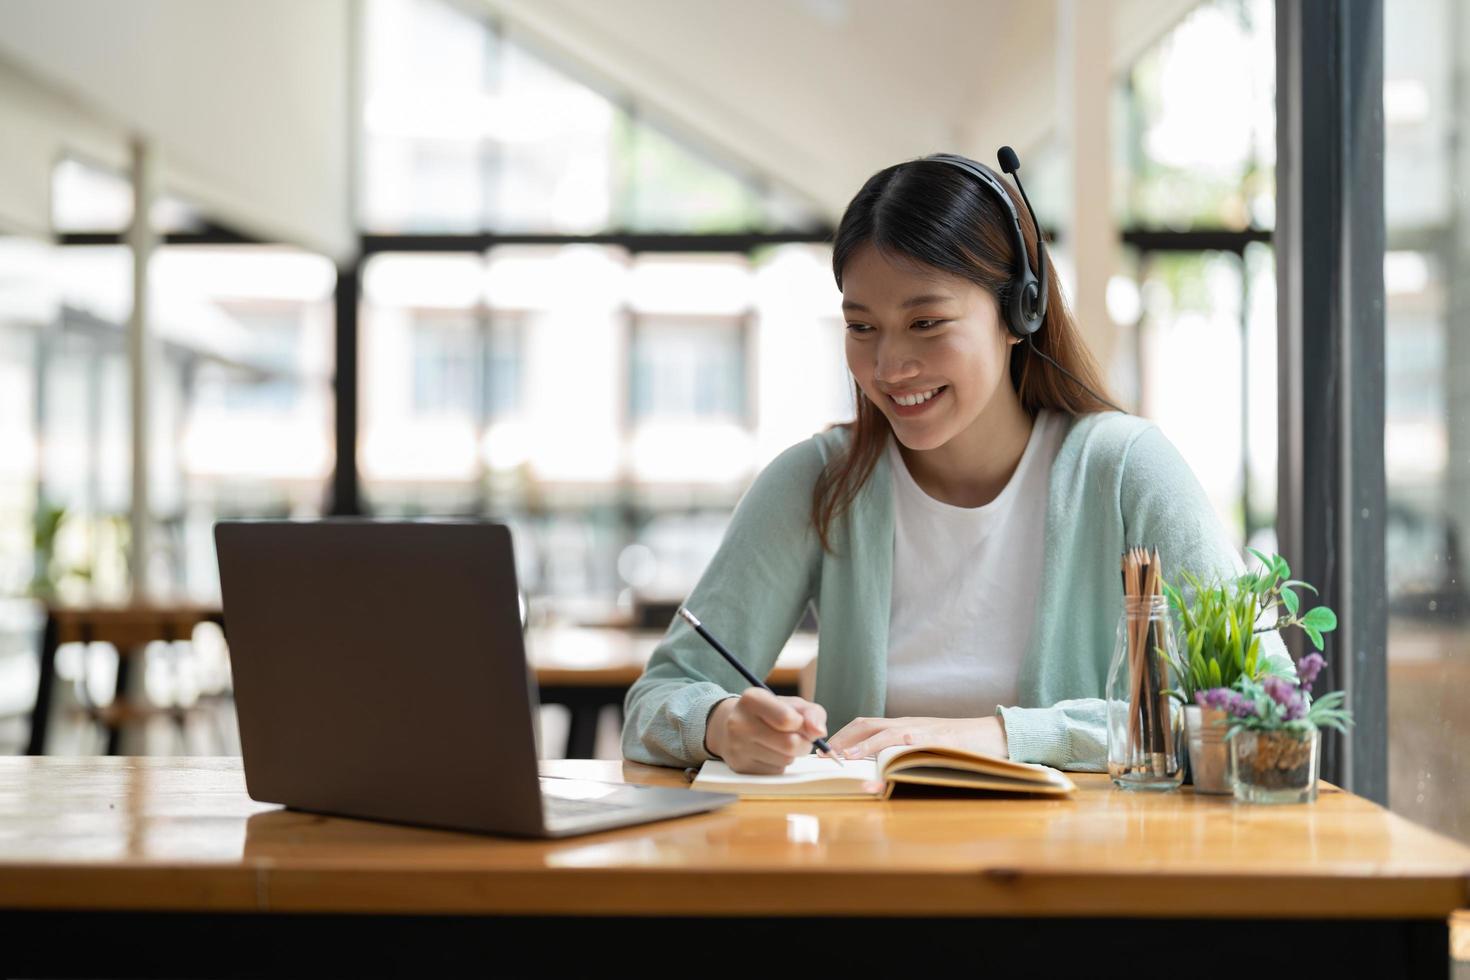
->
[812, 157, 1115, 553]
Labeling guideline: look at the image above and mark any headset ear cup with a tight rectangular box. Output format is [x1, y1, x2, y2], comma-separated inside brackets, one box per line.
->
[1010, 280, 1042, 336]
[1022, 282, 1043, 335]
[1002, 279, 1031, 338]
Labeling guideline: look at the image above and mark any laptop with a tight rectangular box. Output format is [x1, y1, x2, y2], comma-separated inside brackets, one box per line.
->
[214, 519, 736, 838]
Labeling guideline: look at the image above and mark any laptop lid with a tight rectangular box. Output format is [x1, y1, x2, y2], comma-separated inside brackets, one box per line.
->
[215, 519, 546, 837]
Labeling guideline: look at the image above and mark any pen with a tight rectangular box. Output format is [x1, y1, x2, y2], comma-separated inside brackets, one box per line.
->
[677, 606, 842, 766]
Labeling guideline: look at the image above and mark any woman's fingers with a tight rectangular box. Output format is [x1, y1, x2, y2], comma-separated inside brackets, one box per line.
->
[717, 689, 843, 773]
[844, 727, 912, 760]
[826, 716, 891, 753]
[742, 688, 806, 732]
[799, 702, 834, 740]
[746, 725, 812, 759]
[784, 697, 828, 739]
[725, 729, 807, 773]
[736, 692, 814, 748]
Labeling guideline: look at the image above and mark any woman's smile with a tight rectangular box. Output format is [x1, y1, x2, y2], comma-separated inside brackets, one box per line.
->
[887, 384, 949, 417]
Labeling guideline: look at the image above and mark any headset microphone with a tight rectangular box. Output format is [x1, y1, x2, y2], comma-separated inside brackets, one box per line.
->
[995, 145, 1048, 330]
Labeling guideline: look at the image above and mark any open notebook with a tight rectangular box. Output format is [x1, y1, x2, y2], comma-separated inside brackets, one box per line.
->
[692, 744, 1076, 800]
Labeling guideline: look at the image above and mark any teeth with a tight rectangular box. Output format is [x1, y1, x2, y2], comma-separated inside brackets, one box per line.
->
[893, 387, 941, 407]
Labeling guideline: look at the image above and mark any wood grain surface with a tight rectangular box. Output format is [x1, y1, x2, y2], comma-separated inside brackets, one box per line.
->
[0, 757, 1466, 919]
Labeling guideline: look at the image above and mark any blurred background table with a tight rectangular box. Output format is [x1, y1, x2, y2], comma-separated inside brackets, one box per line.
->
[26, 603, 225, 756]
[25, 606, 816, 760]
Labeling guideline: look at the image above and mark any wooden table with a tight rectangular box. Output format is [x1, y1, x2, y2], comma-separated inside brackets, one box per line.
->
[0, 758, 1466, 977]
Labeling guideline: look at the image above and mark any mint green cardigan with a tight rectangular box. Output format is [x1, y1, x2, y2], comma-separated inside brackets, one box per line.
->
[621, 411, 1291, 771]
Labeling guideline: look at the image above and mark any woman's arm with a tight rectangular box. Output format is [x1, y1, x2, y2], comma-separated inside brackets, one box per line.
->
[997, 700, 1109, 771]
[621, 439, 827, 768]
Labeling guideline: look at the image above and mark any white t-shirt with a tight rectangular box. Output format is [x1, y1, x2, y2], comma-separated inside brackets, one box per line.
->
[884, 410, 1069, 719]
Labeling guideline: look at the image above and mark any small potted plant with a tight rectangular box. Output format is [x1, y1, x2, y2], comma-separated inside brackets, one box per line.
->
[1202, 652, 1353, 803]
[1162, 550, 1336, 794]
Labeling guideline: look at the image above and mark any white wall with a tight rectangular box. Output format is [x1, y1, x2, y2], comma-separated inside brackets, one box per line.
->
[0, 0, 356, 260]
[0, 55, 124, 236]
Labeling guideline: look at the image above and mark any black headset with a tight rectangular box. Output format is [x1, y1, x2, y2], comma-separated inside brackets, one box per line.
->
[925, 147, 1125, 414]
[925, 148, 1047, 339]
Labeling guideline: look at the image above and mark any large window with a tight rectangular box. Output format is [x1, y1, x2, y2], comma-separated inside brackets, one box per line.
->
[11, 161, 337, 605]
[1127, 245, 1277, 549]
[157, 246, 335, 598]
[360, 244, 850, 619]
[360, 0, 821, 235]
[1383, 0, 1469, 844]
[357, 0, 840, 624]
[0, 237, 51, 599]
[35, 243, 134, 603]
[1117, 0, 1276, 550]
[1121, 0, 1275, 230]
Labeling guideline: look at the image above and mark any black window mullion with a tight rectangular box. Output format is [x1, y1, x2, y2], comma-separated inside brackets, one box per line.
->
[1275, 0, 1387, 801]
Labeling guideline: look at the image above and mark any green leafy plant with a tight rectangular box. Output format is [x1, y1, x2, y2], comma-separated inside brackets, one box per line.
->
[27, 502, 97, 600]
[1162, 549, 1337, 703]
[28, 501, 69, 600]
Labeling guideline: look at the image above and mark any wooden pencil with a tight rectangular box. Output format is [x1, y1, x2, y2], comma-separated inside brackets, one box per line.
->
[1140, 550, 1164, 775]
[1121, 545, 1168, 776]
[1122, 550, 1143, 757]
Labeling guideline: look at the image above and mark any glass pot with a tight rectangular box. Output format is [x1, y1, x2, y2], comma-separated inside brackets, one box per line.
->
[1230, 727, 1321, 804]
[1106, 595, 1184, 791]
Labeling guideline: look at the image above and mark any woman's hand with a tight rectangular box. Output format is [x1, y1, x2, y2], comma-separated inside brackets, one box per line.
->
[826, 715, 1009, 760]
[704, 688, 829, 774]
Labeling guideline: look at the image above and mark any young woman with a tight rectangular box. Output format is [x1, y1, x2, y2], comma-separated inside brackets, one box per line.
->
[622, 152, 1289, 774]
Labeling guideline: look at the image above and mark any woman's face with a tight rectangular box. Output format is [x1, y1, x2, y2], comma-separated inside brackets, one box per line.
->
[841, 243, 1018, 452]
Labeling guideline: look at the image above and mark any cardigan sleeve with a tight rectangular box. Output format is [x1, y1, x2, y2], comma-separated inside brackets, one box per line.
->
[620, 438, 827, 768]
[998, 421, 1293, 772]
[999, 699, 1111, 772]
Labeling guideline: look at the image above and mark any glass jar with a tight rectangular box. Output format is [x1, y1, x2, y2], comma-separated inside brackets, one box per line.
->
[1230, 727, 1321, 804]
[1106, 595, 1184, 791]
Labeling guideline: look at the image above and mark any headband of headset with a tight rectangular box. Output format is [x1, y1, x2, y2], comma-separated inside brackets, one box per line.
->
[923, 150, 1048, 338]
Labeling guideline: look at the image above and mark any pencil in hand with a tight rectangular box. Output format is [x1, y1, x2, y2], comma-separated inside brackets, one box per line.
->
[677, 607, 843, 766]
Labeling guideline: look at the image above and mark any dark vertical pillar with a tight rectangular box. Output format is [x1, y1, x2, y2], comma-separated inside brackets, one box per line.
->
[1275, 0, 1387, 801]
[330, 261, 365, 516]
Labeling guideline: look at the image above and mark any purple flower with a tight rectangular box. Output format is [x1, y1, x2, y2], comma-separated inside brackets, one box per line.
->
[1263, 676, 1297, 708]
[1197, 687, 1259, 719]
[1285, 692, 1308, 721]
[1197, 688, 1231, 710]
[1298, 653, 1326, 692]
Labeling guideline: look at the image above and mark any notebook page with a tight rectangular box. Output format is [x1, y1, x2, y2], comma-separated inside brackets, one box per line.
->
[695, 755, 880, 786]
